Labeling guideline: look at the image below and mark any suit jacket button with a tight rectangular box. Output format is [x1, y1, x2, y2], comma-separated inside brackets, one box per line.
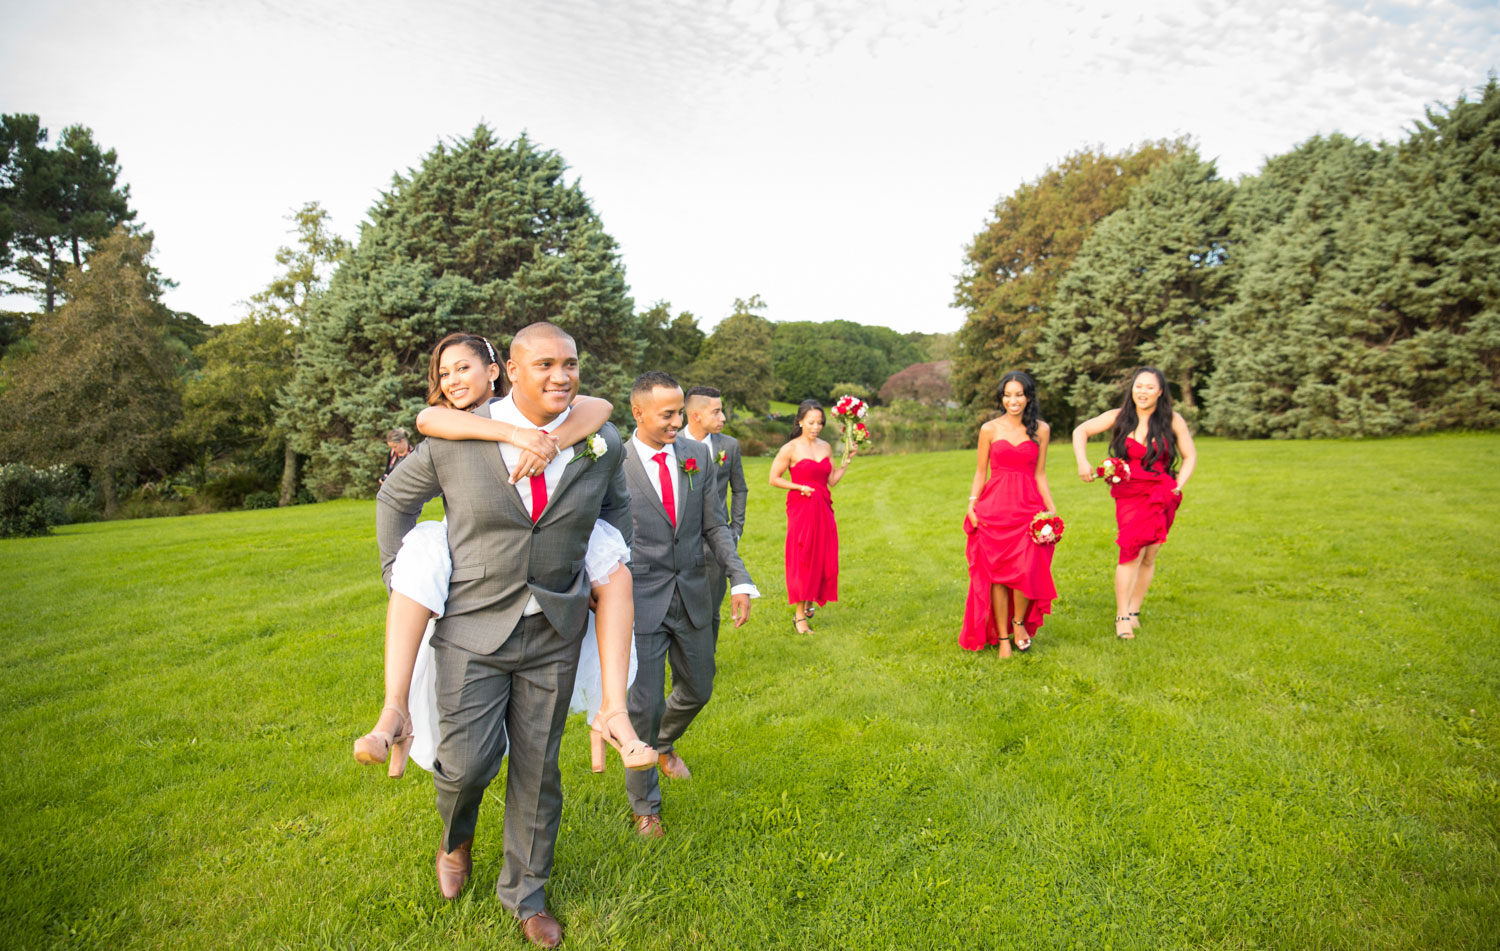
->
[532, 525, 540, 534]
[528, 576, 536, 583]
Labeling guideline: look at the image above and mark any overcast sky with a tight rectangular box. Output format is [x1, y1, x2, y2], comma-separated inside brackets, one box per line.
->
[3, 0, 1497, 334]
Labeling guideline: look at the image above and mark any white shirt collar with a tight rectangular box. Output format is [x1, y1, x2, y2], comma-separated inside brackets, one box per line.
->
[493, 393, 571, 431]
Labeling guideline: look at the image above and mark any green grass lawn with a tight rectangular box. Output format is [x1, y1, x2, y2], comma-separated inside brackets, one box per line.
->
[3, 434, 1499, 950]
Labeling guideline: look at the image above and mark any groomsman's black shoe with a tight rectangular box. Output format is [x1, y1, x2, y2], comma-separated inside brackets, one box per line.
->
[633, 813, 665, 838]
[658, 749, 692, 780]
[521, 910, 563, 948]
[435, 840, 471, 900]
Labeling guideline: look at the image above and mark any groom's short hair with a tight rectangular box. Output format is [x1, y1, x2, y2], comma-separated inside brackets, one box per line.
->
[510, 321, 575, 358]
[631, 370, 681, 405]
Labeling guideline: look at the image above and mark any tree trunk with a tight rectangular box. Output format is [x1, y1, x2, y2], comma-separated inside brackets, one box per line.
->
[44, 239, 59, 313]
[71, 235, 82, 268]
[100, 467, 119, 518]
[278, 443, 298, 507]
[1179, 369, 1196, 409]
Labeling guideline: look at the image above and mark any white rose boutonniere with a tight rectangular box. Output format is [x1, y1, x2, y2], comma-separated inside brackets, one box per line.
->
[571, 432, 609, 464]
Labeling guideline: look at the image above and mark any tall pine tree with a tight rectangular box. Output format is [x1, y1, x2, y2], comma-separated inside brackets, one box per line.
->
[282, 127, 639, 497]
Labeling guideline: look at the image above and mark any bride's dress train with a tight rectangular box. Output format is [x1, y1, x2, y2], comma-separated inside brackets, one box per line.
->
[391, 518, 636, 772]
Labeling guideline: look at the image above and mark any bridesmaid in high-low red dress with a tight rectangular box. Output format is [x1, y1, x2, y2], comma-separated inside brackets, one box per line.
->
[769, 400, 853, 634]
[1072, 367, 1197, 639]
[960, 371, 1059, 657]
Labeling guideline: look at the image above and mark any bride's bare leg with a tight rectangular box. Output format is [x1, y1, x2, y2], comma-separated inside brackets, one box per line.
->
[592, 565, 643, 744]
[373, 592, 432, 734]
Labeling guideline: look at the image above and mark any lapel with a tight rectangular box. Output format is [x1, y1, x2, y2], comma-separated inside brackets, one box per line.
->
[475, 401, 533, 524]
[676, 444, 694, 528]
[548, 447, 589, 514]
[625, 439, 676, 535]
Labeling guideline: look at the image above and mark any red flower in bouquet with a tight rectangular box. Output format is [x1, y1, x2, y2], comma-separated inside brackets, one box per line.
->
[1029, 511, 1065, 545]
[680, 456, 699, 489]
[832, 394, 872, 465]
[1095, 457, 1131, 484]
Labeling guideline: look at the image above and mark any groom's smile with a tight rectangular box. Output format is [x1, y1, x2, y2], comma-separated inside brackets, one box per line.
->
[507, 327, 581, 426]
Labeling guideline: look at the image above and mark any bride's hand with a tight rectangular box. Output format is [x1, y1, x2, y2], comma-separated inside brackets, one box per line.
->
[512, 431, 561, 483]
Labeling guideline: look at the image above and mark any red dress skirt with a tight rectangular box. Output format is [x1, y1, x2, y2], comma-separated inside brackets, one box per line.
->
[1112, 437, 1182, 564]
[784, 457, 838, 605]
[959, 440, 1057, 649]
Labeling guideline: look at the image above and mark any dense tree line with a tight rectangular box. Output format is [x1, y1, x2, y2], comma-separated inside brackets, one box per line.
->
[954, 80, 1500, 436]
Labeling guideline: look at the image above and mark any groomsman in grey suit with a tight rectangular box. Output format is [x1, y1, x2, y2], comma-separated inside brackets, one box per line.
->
[622, 372, 757, 837]
[377, 323, 630, 949]
[683, 386, 748, 648]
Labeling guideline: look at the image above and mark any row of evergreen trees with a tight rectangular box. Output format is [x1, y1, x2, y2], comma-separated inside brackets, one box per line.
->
[953, 79, 1499, 437]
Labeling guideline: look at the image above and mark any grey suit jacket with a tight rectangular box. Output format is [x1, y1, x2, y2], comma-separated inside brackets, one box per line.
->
[624, 435, 752, 634]
[706, 432, 748, 539]
[376, 402, 632, 654]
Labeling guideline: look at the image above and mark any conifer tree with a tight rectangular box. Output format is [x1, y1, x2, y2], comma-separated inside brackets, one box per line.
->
[1039, 152, 1234, 423]
[282, 127, 639, 497]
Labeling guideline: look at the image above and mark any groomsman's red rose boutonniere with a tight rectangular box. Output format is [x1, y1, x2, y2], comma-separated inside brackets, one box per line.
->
[832, 394, 872, 466]
[716, 449, 727, 467]
[1029, 511, 1065, 545]
[680, 456, 699, 489]
[1095, 457, 1131, 484]
[570, 433, 609, 464]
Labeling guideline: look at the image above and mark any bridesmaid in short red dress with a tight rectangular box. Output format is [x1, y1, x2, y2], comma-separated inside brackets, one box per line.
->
[769, 400, 853, 634]
[960, 371, 1058, 657]
[1072, 367, 1197, 639]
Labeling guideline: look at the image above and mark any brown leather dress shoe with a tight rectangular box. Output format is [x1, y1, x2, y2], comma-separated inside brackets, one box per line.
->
[521, 910, 563, 949]
[633, 813, 665, 838]
[658, 748, 691, 780]
[435, 840, 472, 900]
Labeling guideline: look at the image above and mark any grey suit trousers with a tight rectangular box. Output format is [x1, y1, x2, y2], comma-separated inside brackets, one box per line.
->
[625, 590, 715, 816]
[431, 612, 582, 919]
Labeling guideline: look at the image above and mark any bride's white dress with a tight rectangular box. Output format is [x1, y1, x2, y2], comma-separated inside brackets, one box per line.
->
[391, 518, 635, 772]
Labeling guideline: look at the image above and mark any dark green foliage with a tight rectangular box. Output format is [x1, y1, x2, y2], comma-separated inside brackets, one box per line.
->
[0, 115, 135, 312]
[243, 490, 277, 510]
[770, 319, 923, 403]
[281, 127, 638, 497]
[688, 296, 776, 416]
[638, 300, 704, 380]
[1040, 151, 1234, 423]
[0, 463, 79, 537]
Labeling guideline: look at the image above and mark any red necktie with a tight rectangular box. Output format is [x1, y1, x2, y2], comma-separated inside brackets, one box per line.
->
[529, 430, 548, 522]
[652, 451, 676, 528]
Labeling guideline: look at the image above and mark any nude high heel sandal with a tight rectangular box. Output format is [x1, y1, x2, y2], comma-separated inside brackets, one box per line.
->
[591, 709, 658, 772]
[353, 706, 414, 778]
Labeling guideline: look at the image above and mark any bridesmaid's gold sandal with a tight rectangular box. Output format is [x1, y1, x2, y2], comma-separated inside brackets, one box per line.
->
[792, 611, 813, 635]
[1012, 620, 1032, 652]
[1115, 615, 1135, 640]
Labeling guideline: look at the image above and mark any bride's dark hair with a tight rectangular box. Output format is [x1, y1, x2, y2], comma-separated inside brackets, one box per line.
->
[996, 370, 1042, 443]
[790, 400, 824, 439]
[427, 332, 503, 407]
[1108, 366, 1178, 477]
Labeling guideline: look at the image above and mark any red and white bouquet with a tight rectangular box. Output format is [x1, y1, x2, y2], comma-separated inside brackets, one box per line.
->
[1029, 511, 1065, 546]
[832, 394, 871, 465]
[1095, 457, 1131, 484]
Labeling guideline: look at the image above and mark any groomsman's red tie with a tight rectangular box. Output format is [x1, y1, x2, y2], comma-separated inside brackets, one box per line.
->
[652, 451, 676, 528]
[530, 430, 548, 522]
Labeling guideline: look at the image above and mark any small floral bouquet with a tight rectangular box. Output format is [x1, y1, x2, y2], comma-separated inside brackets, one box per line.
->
[1029, 511, 1065, 546]
[832, 395, 872, 466]
[571, 432, 609, 464]
[1095, 457, 1131, 484]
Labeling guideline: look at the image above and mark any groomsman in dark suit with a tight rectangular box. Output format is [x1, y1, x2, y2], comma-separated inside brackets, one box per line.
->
[683, 386, 748, 648]
[622, 372, 757, 836]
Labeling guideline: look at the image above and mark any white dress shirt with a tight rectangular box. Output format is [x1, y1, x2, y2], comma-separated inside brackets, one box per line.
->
[494, 395, 574, 614]
[633, 431, 759, 599]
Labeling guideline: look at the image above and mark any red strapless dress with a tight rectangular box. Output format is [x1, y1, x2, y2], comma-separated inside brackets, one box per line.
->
[959, 439, 1056, 649]
[1112, 437, 1181, 564]
[784, 457, 838, 605]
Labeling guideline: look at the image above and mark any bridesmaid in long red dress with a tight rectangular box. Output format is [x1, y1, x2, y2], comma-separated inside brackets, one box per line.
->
[960, 371, 1059, 657]
[1071, 367, 1198, 639]
[769, 400, 852, 634]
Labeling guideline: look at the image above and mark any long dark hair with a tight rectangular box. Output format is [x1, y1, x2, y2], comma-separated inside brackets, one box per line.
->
[790, 400, 824, 439]
[996, 370, 1042, 443]
[427, 332, 503, 407]
[1109, 367, 1178, 476]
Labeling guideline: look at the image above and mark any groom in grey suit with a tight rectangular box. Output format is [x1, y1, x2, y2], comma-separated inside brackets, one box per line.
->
[376, 323, 630, 948]
[622, 371, 756, 837]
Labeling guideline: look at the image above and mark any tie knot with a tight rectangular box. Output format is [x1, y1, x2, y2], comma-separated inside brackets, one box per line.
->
[653, 452, 666, 464]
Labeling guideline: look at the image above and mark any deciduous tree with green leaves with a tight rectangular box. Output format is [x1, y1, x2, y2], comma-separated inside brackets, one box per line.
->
[0, 228, 178, 514]
[638, 300, 704, 382]
[281, 128, 639, 497]
[689, 296, 775, 417]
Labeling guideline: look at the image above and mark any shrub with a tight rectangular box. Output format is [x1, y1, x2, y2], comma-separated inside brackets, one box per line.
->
[739, 437, 768, 457]
[198, 468, 273, 510]
[0, 464, 80, 538]
[243, 491, 277, 510]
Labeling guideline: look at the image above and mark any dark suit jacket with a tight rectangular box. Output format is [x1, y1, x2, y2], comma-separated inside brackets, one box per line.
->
[705, 432, 748, 539]
[623, 435, 751, 634]
[376, 402, 631, 653]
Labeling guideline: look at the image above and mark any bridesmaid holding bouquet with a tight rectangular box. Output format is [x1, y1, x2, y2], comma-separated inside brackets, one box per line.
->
[769, 400, 852, 634]
[960, 371, 1058, 657]
[1072, 367, 1197, 639]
